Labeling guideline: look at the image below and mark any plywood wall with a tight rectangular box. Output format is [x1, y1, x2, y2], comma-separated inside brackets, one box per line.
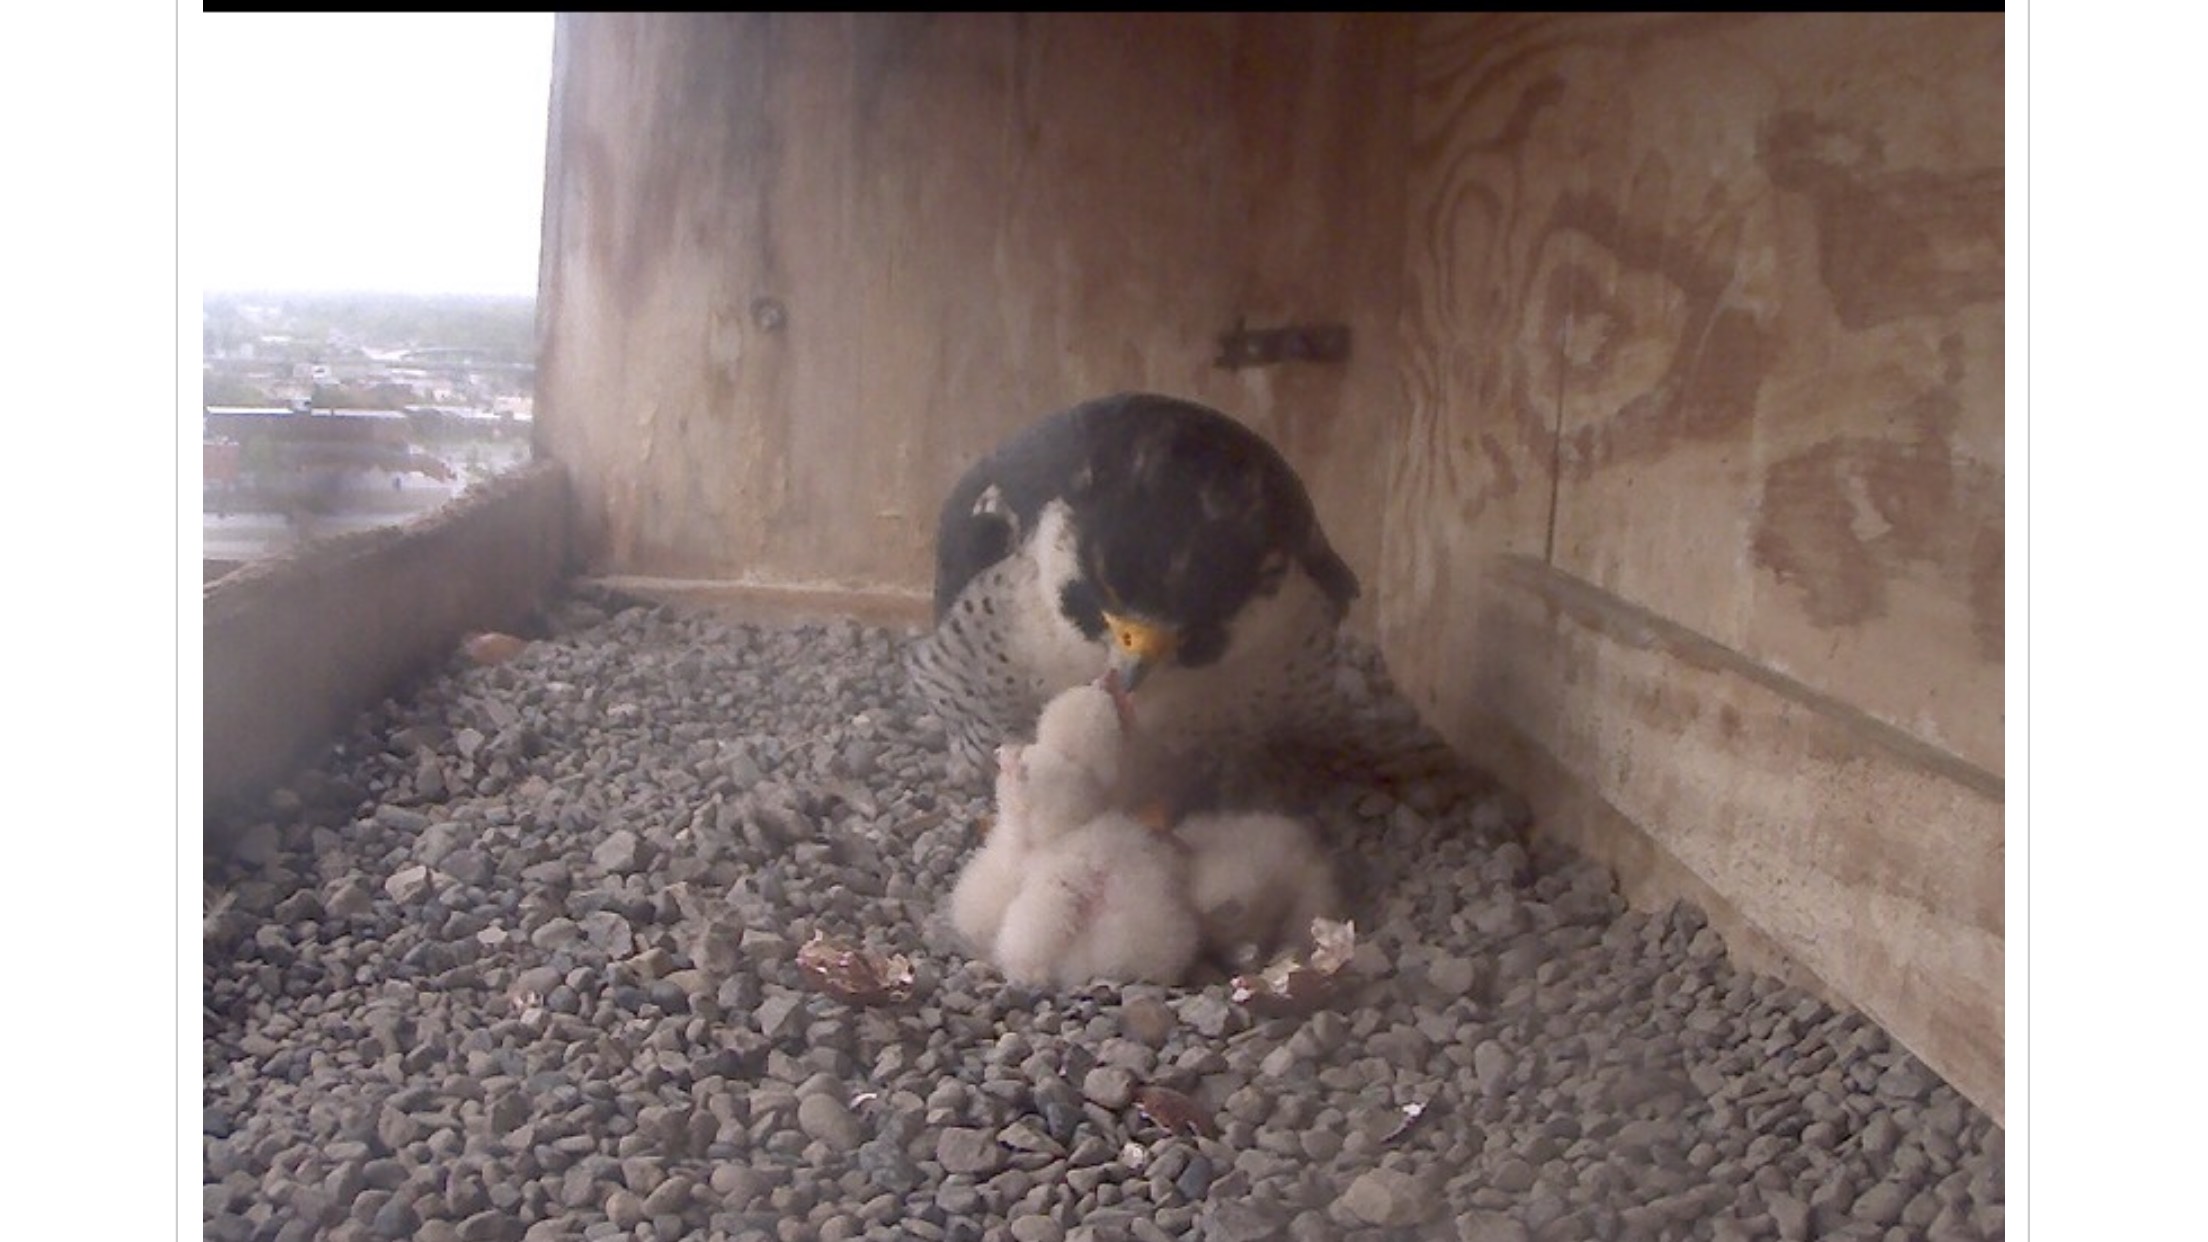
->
[1379, 13, 2003, 1116]
[536, 13, 1412, 611]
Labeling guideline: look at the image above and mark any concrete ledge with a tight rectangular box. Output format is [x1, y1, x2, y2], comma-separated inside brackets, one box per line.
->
[204, 462, 570, 835]
[1439, 555, 2003, 1123]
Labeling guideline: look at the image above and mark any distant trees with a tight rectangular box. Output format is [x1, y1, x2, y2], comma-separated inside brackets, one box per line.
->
[202, 292, 536, 364]
[205, 373, 273, 407]
[310, 381, 427, 410]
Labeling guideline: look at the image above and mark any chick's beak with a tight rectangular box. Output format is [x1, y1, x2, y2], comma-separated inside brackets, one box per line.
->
[1094, 668, 1137, 732]
[1102, 613, 1176, 692]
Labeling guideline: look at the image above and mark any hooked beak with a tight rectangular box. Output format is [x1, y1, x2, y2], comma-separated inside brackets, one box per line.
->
[1102, 612, 1177, 693]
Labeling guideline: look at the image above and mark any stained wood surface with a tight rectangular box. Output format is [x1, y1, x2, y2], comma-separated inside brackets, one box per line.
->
[536, 13, 1411, 619]
[1378, 13, 2004, 1117]
[1384, 13, 2002, 776]
[1472, 557, 2004, 1119]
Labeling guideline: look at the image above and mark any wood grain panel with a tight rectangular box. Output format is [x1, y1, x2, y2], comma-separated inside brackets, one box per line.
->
[1471, 557, 2003, 1119]
[1383, 13, 2004, 1111]
[1379, 15, 1599, 695]
[1386, 13, 2001, 773]
[535, 14, 1414, 615]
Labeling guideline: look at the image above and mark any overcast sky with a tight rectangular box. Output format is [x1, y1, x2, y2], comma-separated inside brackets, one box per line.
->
[195, 14, 555, 298]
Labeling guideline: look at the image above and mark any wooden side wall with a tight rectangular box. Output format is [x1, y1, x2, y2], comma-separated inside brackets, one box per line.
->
[535, 12, 1412, 614]
[1380, 13, 2003, 1117]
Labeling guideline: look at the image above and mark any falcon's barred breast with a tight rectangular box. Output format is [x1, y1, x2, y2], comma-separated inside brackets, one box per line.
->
[907, 392, 1360, 781]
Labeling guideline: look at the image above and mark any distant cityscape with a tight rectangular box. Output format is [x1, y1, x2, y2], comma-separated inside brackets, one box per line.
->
[202, 292, 538, 574]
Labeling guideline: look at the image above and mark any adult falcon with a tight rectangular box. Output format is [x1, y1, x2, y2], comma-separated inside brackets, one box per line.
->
[907, 392, 1360, 786]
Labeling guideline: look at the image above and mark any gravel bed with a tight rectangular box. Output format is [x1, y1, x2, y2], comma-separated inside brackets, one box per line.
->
[204, 587, 2004, 1242]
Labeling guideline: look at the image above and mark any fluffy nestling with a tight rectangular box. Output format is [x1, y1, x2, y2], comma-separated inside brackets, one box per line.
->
[948, 678, 1199, 987]
[1175, 808, 1341, 970]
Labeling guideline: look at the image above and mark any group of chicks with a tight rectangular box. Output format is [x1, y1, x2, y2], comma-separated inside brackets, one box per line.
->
[948, 675, 1341, 988]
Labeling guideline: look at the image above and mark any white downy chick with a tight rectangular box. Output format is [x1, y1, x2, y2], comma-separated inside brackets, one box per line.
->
[1030, 678, 1131, 791]
[988, 679, 1198, 987]
[1175, 810, 1341, 967]
[992, 808, 1199, 988]
[948, 678, 1130, 956]
[948, 745, 1045, 953]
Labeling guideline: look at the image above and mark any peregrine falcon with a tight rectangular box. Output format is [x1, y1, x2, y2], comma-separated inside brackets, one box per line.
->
[907, 392, 1360, 784]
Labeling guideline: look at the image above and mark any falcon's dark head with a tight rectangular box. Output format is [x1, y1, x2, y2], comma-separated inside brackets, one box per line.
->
[1048, 395, 1357, 690]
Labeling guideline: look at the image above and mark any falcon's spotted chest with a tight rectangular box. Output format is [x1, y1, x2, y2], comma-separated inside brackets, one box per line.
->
[907, 392, 1358, 778]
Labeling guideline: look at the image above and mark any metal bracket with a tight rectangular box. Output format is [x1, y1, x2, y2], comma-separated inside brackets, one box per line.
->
[1213, 320, 1352, 370]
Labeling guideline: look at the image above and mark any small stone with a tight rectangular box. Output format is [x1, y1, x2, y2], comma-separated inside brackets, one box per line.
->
[384, 865, 435, 904]
[375, 804, 430, 833]
[1082, 1066, 1136, 1111]
[1428, 954, 1479, 997]
[938, 1127, 1002, 1177]
[530, 917, 581, 951]
[1859, 1111, 1900, 1156]
[1878, 1058, 1940, 1101]
[1853, 1181, 1909, 1227]
[1010, 1218, 1065, 1242]
[1120, 997, 1175, 1047]
[579, 910, 634, 956]
[368, 1195, 419, 1239]
[604, 1188, 645, 1230]
[594, 830, 646, 874]
[1000, 1118, 1063, 1156]
[1490, 1158, 1536, 1194]
[756, 993, 805, 1041]
[1338, 1167, 1439, 1227]
[323, 876, 375, 918]
[1766, 1191, 1811, 1241]
[1178, 994, 1233, 1038]
[457, 1212, 516, 1242]
[798, 1093, 864, 1153]
[709, 1164, 764, 1208]
[1202, 1200, 1283, 1242]
[1174, 1154, 1216, 1202]
[1473, 1040, 1515, 1096]
[1456, 1211, 1530, 1242]
[1258, 1045, 1300, 1080]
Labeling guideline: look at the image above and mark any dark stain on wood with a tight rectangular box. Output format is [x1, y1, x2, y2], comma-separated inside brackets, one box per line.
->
[1544, 190, 1774, 478]
[1752, 389, 2002, 659]
[1760, 110, 2003, 330]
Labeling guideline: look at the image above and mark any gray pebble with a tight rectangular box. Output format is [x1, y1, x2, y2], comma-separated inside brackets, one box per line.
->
[1175, 1154, 1216, 1202]
[1472, 1040, 1515, 1096]
[1177, 994, 1234, 1039]
[202, 609, 2005, 1242]
[1338, 1167, 1439, 1228]
[593, 830, 646, 874]
[1119, 998, 1175, 1047]
[938, 1128, 1003, 1177]
[384, 864, 435, 904]
[756, 993, 805, 1042]
[798, 1093, 864, 1153]
[1455, 1211, 1530, 1242]
[1201, 1200, 1284, 1242]
[1081, 1067, 1135, 1111]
